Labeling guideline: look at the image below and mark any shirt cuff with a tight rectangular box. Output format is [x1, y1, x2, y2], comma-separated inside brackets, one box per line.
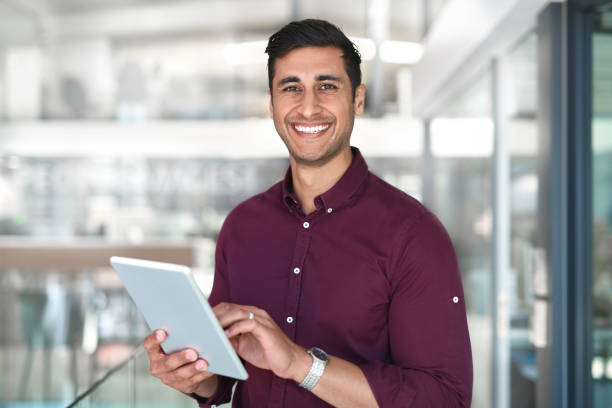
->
[358, 360, 416, 408]
[185, 375, 236, 407]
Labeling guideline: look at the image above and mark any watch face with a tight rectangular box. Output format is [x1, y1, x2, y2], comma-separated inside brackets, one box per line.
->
[310, 347, 329, 362]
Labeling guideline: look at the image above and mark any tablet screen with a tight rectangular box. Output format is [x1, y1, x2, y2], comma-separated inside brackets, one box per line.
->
[110, 256, 248, 380]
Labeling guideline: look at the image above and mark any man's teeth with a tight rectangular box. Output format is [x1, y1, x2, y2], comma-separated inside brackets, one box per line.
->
[295, 124, 330, 133]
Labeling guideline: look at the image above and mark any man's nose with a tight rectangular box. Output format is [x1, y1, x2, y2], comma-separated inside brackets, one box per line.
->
[297, 90, 322, 118]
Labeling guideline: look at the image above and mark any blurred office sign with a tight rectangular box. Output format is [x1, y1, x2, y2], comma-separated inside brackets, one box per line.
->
[5, 47, 42, 120]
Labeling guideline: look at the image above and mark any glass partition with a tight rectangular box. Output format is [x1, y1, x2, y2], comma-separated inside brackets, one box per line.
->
[68, 347, 198, 408]
[593, 3, 612, 406]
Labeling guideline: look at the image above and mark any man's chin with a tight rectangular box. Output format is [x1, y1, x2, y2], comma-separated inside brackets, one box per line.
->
[289, 149, 340, 168]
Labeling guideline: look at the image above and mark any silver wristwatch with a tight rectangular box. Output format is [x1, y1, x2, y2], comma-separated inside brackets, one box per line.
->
[298, 347, 329, 391]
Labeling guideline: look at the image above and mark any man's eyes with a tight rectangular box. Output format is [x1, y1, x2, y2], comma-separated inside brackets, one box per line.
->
[282, 85, 300, 92]
[320, 83, 338, 90]
[281, 83, 338, 93]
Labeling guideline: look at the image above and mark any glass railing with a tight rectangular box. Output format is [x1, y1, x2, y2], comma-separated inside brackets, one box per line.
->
[68, 346, 196, 408]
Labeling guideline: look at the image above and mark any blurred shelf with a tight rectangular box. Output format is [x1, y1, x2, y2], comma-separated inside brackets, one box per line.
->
[0, 238, 194, 268]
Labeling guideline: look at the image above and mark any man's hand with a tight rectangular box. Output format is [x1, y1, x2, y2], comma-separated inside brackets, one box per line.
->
[213, 302, 311, 383]
[143, 330, 218, 396]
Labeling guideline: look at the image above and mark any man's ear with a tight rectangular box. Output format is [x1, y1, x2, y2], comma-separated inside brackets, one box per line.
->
[268, 89, 273, 119]
[354, 84, 366, 116]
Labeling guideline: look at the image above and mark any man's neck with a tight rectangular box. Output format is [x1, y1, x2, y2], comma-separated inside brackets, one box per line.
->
[290, 147, 353, 215]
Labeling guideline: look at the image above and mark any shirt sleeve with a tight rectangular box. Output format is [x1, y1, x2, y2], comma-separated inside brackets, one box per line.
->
[358, 212, 473, 407]
[189, 220, 237, 407]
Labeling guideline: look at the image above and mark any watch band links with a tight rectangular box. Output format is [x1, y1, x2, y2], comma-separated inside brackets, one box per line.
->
[298, 348, 328, 391]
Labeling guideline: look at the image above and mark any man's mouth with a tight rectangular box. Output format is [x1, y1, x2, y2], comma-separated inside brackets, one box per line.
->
[292, 123, 331, 135]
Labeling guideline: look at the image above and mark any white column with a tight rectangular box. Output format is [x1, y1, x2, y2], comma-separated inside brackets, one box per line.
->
[367, 0, 390, 117]
[491, 57, 511, 408]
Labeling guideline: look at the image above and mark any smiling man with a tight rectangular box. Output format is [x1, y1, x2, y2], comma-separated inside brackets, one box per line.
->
[143, 19, 473, 407]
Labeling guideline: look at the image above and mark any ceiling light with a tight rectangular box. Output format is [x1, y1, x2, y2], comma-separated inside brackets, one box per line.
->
[224, 40, 268, 65]
[380, 41, 423, 64]
[431, 118, 494, 157]
[223, 38, 423, 66]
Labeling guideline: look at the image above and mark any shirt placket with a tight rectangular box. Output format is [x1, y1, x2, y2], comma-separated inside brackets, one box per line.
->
[268, 217, 313, 408]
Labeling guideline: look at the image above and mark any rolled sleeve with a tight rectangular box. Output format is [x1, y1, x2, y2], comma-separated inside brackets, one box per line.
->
[360, 213, 472, 407]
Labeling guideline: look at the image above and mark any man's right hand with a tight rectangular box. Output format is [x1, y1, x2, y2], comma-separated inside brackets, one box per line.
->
[144, 330, 218, 397]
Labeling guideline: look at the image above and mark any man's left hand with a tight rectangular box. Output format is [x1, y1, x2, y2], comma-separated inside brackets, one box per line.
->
[213, 302, 309, 382]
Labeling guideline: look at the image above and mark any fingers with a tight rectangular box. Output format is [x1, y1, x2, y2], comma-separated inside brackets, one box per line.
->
[171, 369, 215, 393]
[144, 329, 165, 349]
[143, 329, 216, 394]
[214, 303, 268, 330]
[146, 345, 214, 393]
[159, 357, 209, 384]
[229, 336, 240, 351]
[150, 348, 198, 375]
[145, 330, 202, 376]
[144, 330, 167, 362]
[158, 358, 215, 394]
[224, 318, 260, 339]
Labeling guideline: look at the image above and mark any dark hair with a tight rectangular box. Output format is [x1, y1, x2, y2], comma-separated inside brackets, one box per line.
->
[265, 19, 362, 99]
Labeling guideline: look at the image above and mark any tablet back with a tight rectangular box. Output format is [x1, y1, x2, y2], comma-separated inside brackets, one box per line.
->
[110, 256, 248, 380]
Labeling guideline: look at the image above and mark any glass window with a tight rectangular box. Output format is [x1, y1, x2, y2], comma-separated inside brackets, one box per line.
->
[431, 70, 493, 408]
[506, 31, 542, 408]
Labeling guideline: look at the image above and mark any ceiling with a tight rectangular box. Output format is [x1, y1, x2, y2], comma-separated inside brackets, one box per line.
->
[0, 0, 425, 120]
[0, 0, 423, 45]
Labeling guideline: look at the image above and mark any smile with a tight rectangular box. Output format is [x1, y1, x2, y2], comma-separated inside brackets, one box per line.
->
[293, 124, 331, 134]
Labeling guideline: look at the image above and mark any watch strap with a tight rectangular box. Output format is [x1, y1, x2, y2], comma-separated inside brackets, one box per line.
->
[298, 348, 328, 391]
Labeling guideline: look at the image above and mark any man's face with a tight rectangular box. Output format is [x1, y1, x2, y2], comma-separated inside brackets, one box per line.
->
[269, 46, 365, 166]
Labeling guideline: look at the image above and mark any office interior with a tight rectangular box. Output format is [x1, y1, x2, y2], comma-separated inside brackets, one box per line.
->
[0, 0, 609, 407]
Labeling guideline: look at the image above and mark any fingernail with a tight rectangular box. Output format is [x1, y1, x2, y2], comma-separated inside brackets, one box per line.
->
[195, 360, 206, 371]
[185, 350, 197, 361]
[155, 331, 164, 341]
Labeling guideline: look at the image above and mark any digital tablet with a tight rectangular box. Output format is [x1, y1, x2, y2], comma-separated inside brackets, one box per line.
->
[110, 256, 248, 381]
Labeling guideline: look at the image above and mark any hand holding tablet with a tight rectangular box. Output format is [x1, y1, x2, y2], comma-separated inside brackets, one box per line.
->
[110, 256, 249, 381]
[143, 328, 218, 396]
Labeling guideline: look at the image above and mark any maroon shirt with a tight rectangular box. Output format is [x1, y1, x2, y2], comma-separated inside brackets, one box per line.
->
[197, 148, 472, 407]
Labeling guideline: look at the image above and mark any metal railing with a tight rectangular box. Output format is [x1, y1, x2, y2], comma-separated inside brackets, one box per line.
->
[68, 346, 195, 408]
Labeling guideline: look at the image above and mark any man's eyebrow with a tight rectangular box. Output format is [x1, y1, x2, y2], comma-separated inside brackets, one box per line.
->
[277, 76, 300, 86]
[316, 74, 341, 82]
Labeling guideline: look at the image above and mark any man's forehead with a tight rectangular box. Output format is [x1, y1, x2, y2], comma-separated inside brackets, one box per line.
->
[273, 46, 347, 82]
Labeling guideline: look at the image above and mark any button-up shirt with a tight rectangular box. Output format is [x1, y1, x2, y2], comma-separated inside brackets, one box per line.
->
[196, 148, 472, 407]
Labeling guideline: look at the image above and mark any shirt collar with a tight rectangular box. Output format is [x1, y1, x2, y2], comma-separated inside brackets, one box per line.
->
[282, 146, 369, 213]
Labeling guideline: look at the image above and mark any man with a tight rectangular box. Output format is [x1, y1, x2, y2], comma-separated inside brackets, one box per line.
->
[144, 19, 472, 407]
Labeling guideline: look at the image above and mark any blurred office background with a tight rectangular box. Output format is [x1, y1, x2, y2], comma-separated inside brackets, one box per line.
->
[0, 0, 609, 407]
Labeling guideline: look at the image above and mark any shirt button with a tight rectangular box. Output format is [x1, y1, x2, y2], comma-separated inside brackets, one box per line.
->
[293, 267, 301, 275]
[453, 296, 459, 304]
[303, 222, 310, 229]
[327, 208, 333, 213]
[286, 316, 294, 323]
